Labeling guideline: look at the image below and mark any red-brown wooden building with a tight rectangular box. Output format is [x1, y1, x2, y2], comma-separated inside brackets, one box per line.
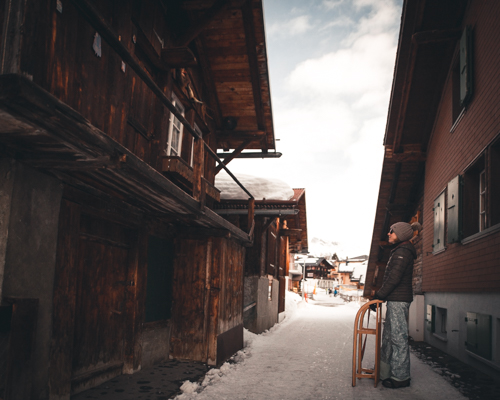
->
[216, 188, 308, 333]
[365, 0, 500, 381]
[0, 0, 277, 398]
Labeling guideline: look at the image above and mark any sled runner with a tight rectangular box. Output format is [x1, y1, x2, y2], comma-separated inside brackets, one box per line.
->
[352, 300, 383, 387]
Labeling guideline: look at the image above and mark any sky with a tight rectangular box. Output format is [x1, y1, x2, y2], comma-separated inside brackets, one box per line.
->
[217, 0, 404, 258]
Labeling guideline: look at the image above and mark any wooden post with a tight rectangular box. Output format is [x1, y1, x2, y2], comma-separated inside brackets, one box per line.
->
[247, 198, 255, 235]
[0, 0, 27, 74]
[192, 137, 204, 201]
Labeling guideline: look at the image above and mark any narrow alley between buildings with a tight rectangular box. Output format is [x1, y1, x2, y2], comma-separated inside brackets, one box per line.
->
[76, 292, 500, 400]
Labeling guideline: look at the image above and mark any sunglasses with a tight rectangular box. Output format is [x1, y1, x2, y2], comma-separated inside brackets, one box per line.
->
[389, 229, 394, 234]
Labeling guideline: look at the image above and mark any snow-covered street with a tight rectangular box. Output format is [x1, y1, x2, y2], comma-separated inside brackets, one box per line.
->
[175, 293, 466, 400]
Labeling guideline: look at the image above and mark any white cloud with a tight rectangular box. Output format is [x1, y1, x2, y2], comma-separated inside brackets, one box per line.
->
[345, 0, 401, 44]
[239, 0, 403, 257]
[267, 15, 314, 38]
[322, 0, 344, 10]
[286, 32, 396, 100]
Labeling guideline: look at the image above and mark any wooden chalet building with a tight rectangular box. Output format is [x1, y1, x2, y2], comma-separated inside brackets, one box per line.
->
[0, 0, 277, 398]
[216, 188, 308, 333]
[303, 257, 331, 280]
[337, 256, 366, 285]
[365, 0, 500, 380]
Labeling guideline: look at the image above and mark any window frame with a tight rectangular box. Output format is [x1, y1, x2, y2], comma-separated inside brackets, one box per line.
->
[462, 154, 486, 239]
[450, 26, 473, 132]
[165, 93, 185, 157]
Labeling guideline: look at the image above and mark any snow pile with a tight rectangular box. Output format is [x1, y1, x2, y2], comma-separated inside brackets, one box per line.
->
[283, 290, 302, 320]
[179, 381, 199, 394]
[174, 291, 305, 399]
[215, 170, 294, 200]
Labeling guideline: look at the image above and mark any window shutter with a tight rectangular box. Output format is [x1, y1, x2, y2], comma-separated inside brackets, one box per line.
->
[433, 192, 445, 252]
[477, 313, 492, 360]
[460, 26, 473, 106]
[465, 312, 477, 352]
[447, 175, 462, 243]
[426, 304, 435, 332]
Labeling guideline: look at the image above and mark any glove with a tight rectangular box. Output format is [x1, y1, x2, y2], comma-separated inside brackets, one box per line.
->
[369, 303, 377, 312]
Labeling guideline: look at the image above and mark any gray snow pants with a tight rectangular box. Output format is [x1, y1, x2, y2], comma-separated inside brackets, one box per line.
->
[380, 301, 411, 381]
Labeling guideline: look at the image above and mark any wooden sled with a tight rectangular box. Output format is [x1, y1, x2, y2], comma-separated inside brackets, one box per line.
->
[352, 300, 383, 387]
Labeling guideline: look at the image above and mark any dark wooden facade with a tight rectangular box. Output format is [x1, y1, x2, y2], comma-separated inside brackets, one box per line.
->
[216, 189, 308, 333]
[0, 0, 275, 398]
[365, 0, 500, 380]
[304, 258, 331, 280]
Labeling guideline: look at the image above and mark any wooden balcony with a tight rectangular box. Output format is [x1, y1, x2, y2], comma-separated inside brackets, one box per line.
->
[161, 156, 220, 202]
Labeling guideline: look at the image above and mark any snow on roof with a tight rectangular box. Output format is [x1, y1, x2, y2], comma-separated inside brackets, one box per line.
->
[215, 170, 294, 201]
[351, 261, 368, 284]
[338, 262, 355, 273]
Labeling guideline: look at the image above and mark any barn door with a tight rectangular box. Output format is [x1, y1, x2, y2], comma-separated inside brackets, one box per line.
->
[71, 213, 135, 392]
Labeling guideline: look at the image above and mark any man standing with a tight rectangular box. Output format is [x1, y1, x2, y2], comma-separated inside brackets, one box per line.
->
[373, 222, 419, 389]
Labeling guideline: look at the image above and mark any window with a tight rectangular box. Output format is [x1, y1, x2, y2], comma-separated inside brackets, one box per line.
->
[434, 307, 448, 341]
[466, 312, 492, 360]
[426, 304, 435, 332]
[165, 93, 184, 157]
[190, 123, 202, 167]
[433, 192, 445, 253]
[463, 155, 486, 237]
[451, 26, 473, 129]
[446, 136, 500, 241]
[490, 139, 500, 226]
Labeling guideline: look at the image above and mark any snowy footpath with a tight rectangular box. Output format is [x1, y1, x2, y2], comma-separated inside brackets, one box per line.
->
[174, 292, 466, 400]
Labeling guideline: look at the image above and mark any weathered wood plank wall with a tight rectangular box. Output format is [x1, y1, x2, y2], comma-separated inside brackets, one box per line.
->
[170, 236, 244, 365]
[17, 0, 216, 184]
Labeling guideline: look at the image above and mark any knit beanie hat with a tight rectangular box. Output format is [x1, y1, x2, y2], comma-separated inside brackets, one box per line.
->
[390, 222, 414, 242]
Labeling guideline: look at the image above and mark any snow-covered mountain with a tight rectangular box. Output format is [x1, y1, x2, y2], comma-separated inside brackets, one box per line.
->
[308, 237, 346, 258]
[308, 237, 368, 260]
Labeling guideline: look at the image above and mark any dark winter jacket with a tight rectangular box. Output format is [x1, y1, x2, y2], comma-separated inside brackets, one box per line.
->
[375, 241, 416, 303]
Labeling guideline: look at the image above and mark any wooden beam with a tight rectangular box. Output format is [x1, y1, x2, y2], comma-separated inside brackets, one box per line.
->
[279, 228, 302, 237]
[387, 151, 427, 162]
[216, 151, 282, 159]
[215, 139, 252, 174]
[216, 130, 265, 138]
[192, 137, 203, 201]
[195, 36, 223, 127]
[385, 203, 415, 212]
[248, 198, 255, 235]
[412, 29, 462, 45]
[161, 47, 198, 68]
[0, 0, 26, 74]
[175, 0, 232, 47]
[241, 0, 265, 133]
[20, 156, 117, 170]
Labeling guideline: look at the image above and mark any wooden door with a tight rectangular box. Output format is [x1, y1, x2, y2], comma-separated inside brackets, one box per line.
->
[71, 213, 134, 387]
